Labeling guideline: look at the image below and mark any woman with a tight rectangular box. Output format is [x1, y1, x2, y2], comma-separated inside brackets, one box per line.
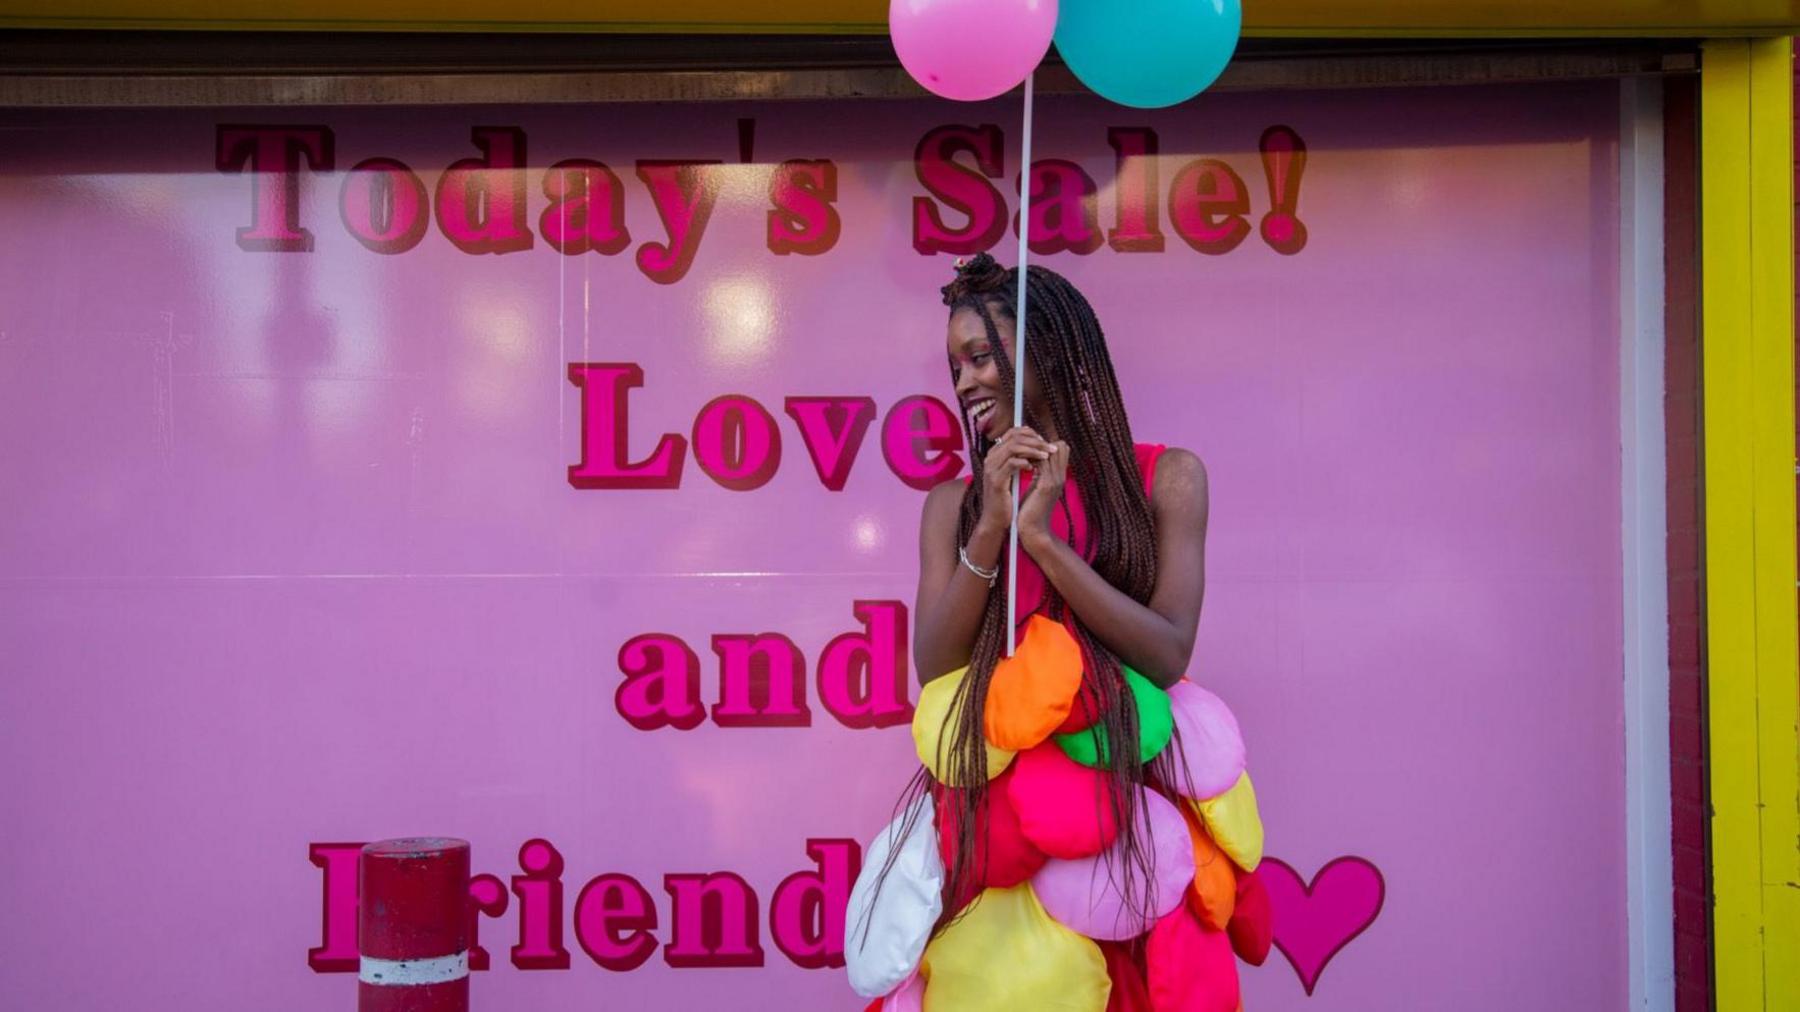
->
[848, 255, 1260, 1011]
[919, 260, 1209, 688]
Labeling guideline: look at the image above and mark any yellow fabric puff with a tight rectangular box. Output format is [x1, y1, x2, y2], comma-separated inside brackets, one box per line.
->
[1194, 772, 1264, 872]
[914, 666, 1015, 786]
[920, 884, 1111, 1012]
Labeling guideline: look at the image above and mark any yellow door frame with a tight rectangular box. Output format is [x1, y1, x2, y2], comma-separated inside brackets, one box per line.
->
[1698, 36, 1800, 1012]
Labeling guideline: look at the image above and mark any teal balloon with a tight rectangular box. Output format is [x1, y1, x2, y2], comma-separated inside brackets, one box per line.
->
[1054, 0, 1242, 109]
[1054, 666, 1174, 767]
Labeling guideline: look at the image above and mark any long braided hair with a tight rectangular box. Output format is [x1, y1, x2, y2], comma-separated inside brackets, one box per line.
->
[862, 253, 1184, 948]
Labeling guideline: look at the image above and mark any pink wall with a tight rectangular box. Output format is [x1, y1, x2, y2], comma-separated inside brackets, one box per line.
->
[0, 80, 1626, 1009]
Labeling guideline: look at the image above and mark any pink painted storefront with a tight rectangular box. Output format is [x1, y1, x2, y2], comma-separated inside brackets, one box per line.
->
[0, 28, 1744, 1012]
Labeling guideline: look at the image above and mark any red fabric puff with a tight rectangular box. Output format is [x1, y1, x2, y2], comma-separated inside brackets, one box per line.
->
[1226, 865, 1274, 967]
[1054, 672, 1104, 735]
[1099, 939, 1154, 1012]
[933, 764, 1050, 908]
[1005, 742, 1121, 860]
[1054, 629, 1104, 734]
[1147, 905, 1240, 1012]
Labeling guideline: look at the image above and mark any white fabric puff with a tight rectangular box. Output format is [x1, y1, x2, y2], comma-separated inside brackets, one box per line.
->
[845, 795, 944, 997]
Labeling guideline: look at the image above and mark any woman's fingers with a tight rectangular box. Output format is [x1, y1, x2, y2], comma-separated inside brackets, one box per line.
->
[1004, 428, 1056, 455]
[990, 441, 1048, 463]
[986, 428, 1058, 469]
[985, 456, 1032, 486]
[1010, 431, 1053, 457]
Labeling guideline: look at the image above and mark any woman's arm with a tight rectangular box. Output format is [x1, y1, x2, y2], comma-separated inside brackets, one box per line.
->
[912, 480, 1010, 685]
[1021, 447, 1209, 689]
[912, 429, 1049, 685]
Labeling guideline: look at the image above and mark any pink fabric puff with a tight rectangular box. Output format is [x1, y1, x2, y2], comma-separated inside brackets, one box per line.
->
[1006, 743, 1121, 860]
[1165, 681, 1247, 801]
[1031, 789, 1195, 940]
[878, 970, 924, 1012]
[1146, 904, 1240, 1012]
[1226, 865, 1274, 967]
[934, 763, 1051, 907]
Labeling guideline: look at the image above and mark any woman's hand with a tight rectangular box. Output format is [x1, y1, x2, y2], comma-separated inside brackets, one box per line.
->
[1016, 437, 1068, 542]
[976, 427, 1053, 532]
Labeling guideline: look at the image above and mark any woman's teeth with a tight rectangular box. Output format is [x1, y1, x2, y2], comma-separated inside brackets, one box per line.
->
[971, 399, 996, 424]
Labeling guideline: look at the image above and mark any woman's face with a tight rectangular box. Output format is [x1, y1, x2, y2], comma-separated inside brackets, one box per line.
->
[947, 305, 1045, 442]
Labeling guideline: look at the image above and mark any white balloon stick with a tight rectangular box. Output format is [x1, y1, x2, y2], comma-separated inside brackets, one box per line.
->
[1005, 70, 1035, 660]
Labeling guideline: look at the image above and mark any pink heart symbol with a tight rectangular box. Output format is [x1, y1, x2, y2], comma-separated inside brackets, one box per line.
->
[1258, 856, 1386, 996]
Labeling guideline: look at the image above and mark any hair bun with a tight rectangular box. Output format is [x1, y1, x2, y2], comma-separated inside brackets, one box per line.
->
[941, 253, 1011, 305]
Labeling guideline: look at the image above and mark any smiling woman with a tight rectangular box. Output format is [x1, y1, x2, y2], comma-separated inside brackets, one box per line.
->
[918, 253, 1209, 692]
[843, 252, 1251, 1008]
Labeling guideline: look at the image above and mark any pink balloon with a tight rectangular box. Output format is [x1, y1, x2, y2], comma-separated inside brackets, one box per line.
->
[1167, 681, 1247, 800]
[889, 0, 1059, 101]
[1031, 789, 1195, 940]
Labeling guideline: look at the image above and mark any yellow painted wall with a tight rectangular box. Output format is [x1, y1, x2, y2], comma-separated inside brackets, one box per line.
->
[1699, 35, 1800, 1012]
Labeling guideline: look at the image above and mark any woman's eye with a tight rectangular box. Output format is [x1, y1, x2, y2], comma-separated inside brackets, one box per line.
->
[973, 353, 990, 364]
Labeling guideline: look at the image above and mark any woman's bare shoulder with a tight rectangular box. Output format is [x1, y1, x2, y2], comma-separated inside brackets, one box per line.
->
[1150, 446, 1209, 509]
[920, 476, 969, 528]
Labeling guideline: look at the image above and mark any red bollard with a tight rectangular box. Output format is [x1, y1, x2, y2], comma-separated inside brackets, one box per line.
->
[358, 838, 470, 1012]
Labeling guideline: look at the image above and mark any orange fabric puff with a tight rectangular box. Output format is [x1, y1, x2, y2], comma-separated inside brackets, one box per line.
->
[1181, 803, 1238, 931]
[984, 614, 1085, 751]
[1226, 866, 1274, 967]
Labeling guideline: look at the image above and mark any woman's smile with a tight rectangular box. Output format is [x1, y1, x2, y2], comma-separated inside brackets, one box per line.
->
[966, 396, 1002, 434]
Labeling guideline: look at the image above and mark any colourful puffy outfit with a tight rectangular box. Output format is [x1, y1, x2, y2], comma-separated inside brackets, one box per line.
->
[846, 444, 1272, 1011]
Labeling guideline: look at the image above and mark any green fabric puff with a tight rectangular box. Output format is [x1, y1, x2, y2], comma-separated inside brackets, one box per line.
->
[1053, 666, 1173, 767]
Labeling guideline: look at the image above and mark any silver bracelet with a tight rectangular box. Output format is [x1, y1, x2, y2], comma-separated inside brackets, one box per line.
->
[959, 545, 999, 586]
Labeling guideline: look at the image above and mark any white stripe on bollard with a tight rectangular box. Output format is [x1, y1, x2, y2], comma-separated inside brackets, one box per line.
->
[358, 951, 469, 986]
